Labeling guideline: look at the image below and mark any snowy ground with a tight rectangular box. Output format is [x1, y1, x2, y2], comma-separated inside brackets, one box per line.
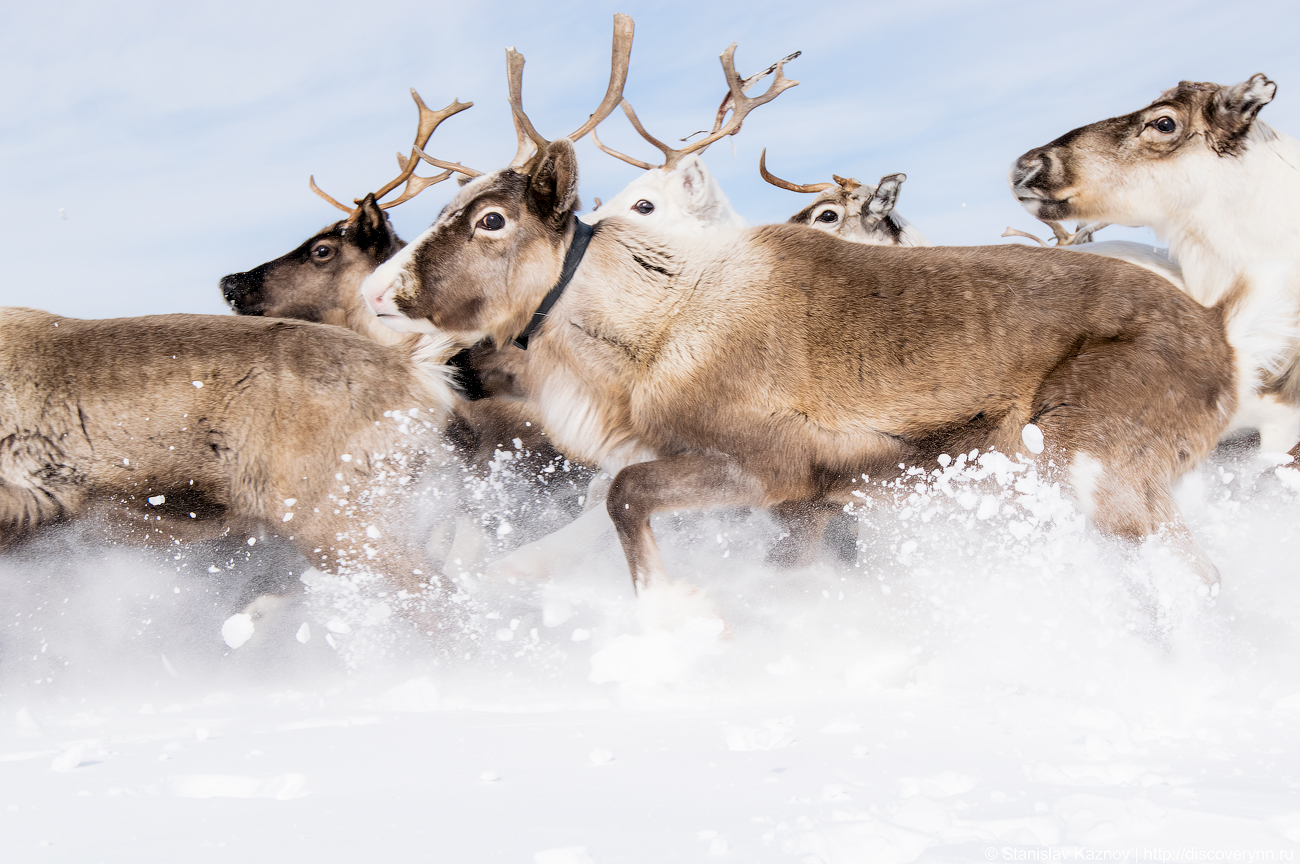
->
[3, 443, 1300, 863]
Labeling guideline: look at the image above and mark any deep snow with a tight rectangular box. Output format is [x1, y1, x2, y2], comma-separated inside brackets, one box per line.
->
[2, 441, 1300, 863]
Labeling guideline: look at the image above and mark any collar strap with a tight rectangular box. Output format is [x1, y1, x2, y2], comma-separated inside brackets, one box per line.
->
[512, 217, 595, 350]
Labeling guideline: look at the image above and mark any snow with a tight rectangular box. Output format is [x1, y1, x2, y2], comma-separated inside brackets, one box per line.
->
[2, 444, 1300, 861]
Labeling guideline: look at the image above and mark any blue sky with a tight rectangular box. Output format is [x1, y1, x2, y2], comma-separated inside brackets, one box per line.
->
[3, 0, 1298, 319]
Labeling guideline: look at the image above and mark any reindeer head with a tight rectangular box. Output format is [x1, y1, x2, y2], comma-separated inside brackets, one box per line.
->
[1009, 74, 1277, 227]
[364, 14, 634, 348]
[761, 153, 923, 247]
[584, 153, 743, 231]
[584, 49, 799, 232]
[222, 88, 474, 334]
[221, 194, 401, 324]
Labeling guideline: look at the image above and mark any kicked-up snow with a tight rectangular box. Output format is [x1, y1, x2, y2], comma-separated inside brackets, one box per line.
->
[1, 442, 1299, 862]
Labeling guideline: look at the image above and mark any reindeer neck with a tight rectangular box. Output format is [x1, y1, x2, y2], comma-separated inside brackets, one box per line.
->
[1167, 124, 1300, 306]
[512, 218, 595, 350]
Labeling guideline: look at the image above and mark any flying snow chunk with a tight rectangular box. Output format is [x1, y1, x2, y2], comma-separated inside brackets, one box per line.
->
[222, 613, 255, 649]
[148, 495, 165, 506]
[534, 848, 596, 864]
[295, 623, 311, 644]
[51, 742, 88, 771]
[192, 381, 203, 388]
[1022, 422, 1045, 455]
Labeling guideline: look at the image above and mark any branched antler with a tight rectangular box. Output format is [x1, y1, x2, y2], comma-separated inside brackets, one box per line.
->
[506, 13, 635, 171]
[310, 89, 474, 216]
[595, 45, 795, 171]
[704, 50, 801, 141]
[1002, 219, 1110, 247]
[594, 46, 799, 171]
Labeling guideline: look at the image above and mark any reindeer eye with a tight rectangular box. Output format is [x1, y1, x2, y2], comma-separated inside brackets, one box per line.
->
[311, 244, 333, 260]
[477, 212, 505, 231]
[815, 210, 839, 224]
[1151, 117, 1177, 134]
[633, 199, 655, 215]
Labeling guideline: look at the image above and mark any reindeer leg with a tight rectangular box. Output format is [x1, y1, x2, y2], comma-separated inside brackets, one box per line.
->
[768, 501, 841, 568]
[607, 453, 766, 593]
[1079, 466, 1220, 588]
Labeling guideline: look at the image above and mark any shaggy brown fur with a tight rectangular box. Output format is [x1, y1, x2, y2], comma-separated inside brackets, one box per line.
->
[374, 140, 1238, 590]
[221, 195, 554, 466]
[0, 308, 457, 605]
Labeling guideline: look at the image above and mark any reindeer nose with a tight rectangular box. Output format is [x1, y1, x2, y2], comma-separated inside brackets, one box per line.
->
[1009, 150, 1047, 191]
[220, 272, 258, 308]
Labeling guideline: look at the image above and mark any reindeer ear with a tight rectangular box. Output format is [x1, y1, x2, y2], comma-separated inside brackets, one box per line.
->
[349, 194, 400, 260]
[866, 174, 906, 219]
[1207, 74, 1276, 153]
[678, 156, 707, 206]
[528, 139, 581, 228]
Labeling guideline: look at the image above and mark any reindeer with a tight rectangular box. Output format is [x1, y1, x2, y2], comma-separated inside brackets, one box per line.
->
[1009, 73, 1300, 453]
[219, 90, 548, 465]
[583, 50, 800, 232]
[0, 307, 463, 626]
[759, 151, 1184, 298]
[362, 45, 1272, 603]
[758, 154, 928, 247]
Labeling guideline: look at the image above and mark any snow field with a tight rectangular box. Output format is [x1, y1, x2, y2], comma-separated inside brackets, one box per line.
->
[1, 443, 1299, 861]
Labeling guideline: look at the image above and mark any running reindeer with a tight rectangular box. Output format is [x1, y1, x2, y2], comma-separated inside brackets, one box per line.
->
[362, 39, 1285, 607]
[1010, 73, 1300, 452]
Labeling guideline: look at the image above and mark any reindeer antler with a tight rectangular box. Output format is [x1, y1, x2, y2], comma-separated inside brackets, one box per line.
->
[703, 50, 801, 141]
[506, 13, 635, 172]
[1001, 227, 1049, 247]
[758, 149, 834, 193]
[310, 89, 474, 216]
[1002, 219, 1110, 247]
[606, 45, 798, 171]
[591, 121, 657, 170]
[1050, 220, 1109, 245]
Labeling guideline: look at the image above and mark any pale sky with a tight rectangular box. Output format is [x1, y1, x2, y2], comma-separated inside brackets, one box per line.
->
[3, 0, 1297, 319]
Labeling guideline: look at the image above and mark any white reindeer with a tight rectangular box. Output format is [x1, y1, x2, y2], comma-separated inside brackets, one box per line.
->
[1010, 73, 1300, 452]
[580, 50, 800, 232]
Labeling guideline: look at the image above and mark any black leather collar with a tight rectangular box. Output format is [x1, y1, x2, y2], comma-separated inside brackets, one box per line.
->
[512, 217, 595, 350]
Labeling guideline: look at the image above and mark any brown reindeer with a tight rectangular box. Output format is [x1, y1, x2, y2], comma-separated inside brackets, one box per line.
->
[362, 50, 1252, 598]
[219, 89, 554, 469]
[0, 307, 464, 626]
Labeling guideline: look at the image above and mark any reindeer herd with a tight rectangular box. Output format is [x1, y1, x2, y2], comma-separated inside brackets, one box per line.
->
[9, 13, 1300, 640]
